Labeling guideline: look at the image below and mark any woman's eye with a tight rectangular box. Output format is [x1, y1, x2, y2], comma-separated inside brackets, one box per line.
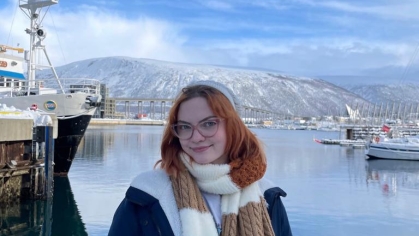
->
[179, 125, 191, 130]
[202, 120, 217, 127]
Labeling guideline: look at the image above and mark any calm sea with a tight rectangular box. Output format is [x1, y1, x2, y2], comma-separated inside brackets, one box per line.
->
[2, 125, 419, 236]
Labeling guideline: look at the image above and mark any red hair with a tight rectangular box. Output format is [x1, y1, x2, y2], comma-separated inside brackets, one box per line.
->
[156, 84, 266, 177]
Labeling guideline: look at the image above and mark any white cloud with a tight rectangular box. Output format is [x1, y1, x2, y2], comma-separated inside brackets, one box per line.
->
[2, 3, 188, 66]
[1, 0, 418, 77]
[199, 37, 419, 74]
[57, 10, 187, 62]
[299, 0, 419, 21]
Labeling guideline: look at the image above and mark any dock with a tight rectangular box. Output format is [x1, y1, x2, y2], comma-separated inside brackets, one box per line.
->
[314, 138, 367, 148]
[0, 113, 57, 204]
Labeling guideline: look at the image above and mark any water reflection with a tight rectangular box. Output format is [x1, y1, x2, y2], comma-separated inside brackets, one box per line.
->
[77, 127, 112, 159]
[0, 177, 87, 236]
[366, 159, 419, 195]
[0, 201, 46, 235]
[52, 177, 88, 236]
[77, 126, 163, 161]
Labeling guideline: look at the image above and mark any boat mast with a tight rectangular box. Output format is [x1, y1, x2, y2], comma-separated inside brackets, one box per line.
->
[19, 0, 64, 93]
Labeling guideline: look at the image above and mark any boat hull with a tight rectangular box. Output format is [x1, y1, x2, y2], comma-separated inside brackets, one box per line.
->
[0, 93, 95, 117]
[366, 143, 419, 161]
[54, 114, 92, 175]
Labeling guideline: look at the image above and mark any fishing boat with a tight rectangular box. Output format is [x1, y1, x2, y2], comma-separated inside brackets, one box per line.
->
[366, 136, 419, 161]
[0, 0, 102, 175]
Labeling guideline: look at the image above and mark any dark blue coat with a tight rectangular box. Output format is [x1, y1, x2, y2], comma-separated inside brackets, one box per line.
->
[109, 184, 292, 236]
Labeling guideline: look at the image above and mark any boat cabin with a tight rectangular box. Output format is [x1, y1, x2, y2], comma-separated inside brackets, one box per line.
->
[0, 54, 27, 96]
[69, 84, 100, 95]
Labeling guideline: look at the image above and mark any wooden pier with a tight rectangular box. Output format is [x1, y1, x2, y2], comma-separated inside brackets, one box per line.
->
[0, 114, 57, 204]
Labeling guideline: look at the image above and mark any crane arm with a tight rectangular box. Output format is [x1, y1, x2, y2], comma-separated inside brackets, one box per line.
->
[0, 44, 25, 53]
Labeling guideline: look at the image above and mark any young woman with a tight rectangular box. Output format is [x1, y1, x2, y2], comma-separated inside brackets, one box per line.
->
[109, 80, 292, 236]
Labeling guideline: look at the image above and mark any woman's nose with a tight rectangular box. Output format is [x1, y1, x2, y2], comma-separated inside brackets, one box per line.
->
[190, 128, 205, 142]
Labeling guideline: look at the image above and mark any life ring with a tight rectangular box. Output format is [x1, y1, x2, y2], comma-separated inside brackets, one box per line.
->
[0, 60, 7, 67]
[30, 104, 38, 110]
[375, 137, 379, 143]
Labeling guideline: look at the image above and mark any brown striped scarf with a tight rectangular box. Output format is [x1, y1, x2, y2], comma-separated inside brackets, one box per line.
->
[171, 154, 274, 236]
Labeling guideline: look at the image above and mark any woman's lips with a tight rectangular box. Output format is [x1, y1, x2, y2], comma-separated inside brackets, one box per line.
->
[191, 146, 210, 152]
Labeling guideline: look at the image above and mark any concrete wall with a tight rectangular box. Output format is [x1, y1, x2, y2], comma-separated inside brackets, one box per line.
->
[0, 119, 33, 142]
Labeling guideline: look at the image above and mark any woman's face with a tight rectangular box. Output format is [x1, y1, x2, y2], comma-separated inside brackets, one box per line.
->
[176, 96, 228, 164]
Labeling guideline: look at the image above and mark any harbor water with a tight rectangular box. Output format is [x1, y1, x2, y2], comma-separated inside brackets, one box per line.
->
[3, 125, 419, 235]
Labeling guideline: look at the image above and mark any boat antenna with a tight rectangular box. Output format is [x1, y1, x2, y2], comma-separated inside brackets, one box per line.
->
[19, 0, 64, 93]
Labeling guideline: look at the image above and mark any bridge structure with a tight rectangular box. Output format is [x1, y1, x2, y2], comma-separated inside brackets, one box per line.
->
[103, 97, 284, 124]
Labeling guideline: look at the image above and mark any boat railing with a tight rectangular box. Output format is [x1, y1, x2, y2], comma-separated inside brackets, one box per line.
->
[0, 78, 101, 97]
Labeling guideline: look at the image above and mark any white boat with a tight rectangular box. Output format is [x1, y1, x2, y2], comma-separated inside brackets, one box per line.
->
[366, 136, 419, 161]
[0, 0, 102, 175]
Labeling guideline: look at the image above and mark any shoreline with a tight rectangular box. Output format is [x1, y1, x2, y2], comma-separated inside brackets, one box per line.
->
[89, 118, 165, 126]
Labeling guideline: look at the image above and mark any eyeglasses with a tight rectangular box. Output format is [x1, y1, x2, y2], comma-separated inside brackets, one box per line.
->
[171, 118, 224, 140]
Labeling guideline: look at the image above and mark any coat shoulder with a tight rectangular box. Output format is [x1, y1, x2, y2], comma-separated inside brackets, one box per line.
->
[259, 177, 287, 197]
[109, 169, 177, 236]
[259, 178, 292, 236]
[130, 169, 172, 200]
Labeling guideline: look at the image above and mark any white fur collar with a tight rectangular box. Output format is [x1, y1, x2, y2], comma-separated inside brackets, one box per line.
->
[130, 169, 182, 236]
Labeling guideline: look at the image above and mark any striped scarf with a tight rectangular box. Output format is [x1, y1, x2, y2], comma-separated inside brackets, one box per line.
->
[171, 154, 274, 236]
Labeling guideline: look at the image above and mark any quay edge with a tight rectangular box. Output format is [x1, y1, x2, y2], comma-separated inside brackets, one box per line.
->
[89, 118, 166, 126]
[0, 115, 57, 204]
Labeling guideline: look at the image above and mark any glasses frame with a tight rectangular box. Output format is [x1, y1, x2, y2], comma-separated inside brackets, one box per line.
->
[171, 118, 224, 140]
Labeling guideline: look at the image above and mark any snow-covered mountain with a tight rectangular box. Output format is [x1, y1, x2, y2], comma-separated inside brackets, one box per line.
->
[36, 56, 416, 117]
[343, 84, 419, 104]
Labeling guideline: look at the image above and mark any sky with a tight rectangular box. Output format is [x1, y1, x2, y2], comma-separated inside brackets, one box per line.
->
[1, 0, 419, 80]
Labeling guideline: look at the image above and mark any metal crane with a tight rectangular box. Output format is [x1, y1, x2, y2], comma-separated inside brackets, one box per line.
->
[0, 44, 25, 53]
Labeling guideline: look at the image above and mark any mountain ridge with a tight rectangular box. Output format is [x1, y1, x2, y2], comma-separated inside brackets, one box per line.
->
[36, 57, 418, 117]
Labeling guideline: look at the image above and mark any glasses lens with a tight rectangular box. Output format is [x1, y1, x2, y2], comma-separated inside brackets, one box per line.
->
[197, 119, 219, 137]
[172, 119, 222, 140]
[172, 124, 192, 139]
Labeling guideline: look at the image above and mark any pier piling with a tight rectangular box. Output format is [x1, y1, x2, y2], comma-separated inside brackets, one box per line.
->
[0, 114, 56, 204]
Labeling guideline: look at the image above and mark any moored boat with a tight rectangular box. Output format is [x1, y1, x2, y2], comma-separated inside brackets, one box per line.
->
[0, 0, 102, 175]
[313, 138, 366, 147]
[313, 138, 340, 145]
[366, 136, 419, 161]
